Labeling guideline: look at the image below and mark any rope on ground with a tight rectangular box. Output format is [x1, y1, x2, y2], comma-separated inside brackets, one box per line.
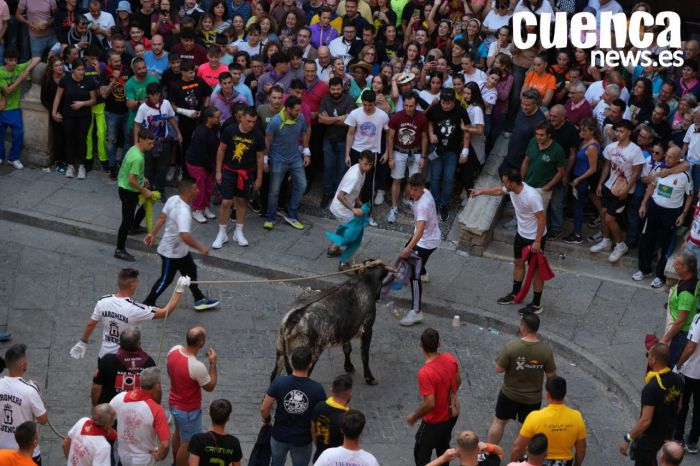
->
[47, 418, 65, 439]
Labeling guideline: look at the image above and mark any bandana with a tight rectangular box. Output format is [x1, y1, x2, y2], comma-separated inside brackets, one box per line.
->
[105, 64, 126, 86]
[80, 419, 117, 442]
[278, 107, 299, 129]
[645, 367, 670, 390]
[680, 77, 699, 96]
[125, 388, 154, 403]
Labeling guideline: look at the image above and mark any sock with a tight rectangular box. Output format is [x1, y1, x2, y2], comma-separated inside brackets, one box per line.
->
[532, 292, 542, 306]
[235, 223, 243, 232]
[512, 280, 522, 294]
[218, 224, 226, 234]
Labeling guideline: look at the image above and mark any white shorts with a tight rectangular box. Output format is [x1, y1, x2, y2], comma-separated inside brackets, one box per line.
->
[391, 150, 422, 180]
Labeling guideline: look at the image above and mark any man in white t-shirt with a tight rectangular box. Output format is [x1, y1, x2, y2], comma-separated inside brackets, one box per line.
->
[327, 151, 374, 269]
[683, 107, 700, 199]
[399, 173, 442, 326]
[70, 267, 185, 360]
[345, 90, 390, 221]
[143, 177, 219, 311]
[84, 0, 115, 44]
[471, 168, 548, 315]
[314, 410, 379, 466]
[63, 404, 116, 466]
[110, 367, 171, 466]
[0, 344, 48, 462]
[677, 313, 700, 452]
[590, 120, 646, 263]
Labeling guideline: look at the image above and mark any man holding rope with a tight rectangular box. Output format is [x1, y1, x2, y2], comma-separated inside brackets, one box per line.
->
[143, 177, 220, 311]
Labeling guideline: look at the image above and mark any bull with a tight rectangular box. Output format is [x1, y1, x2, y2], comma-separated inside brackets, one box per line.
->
[270, 260, 392, 385]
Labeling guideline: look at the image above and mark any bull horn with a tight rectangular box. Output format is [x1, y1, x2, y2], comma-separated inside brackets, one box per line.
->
[385, 265, 398, 273]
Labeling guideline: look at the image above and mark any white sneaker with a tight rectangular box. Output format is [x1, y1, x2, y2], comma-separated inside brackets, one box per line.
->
[234, 229, 248, 246]
[192, 210, 207, 224]
[422, 273, 430, 283]
[387, 207, 398, 223]
[400, 310, 424, 326]
[632, 270, 651, 281]
[589, 237, 612, 253]
[212, 230, 228, 249]
[608, 242, 629, 262]
[204, 207, 216, 219]
[165, 166, 176, 182]
[374, 190, 385, 206]
[10, 160, 23, 170]
[368, 217, 378, 227]
[503, 132, 512, 139]
[77, 165, 86, 179]
[402, 199, 414, 209]
[650, 277, 664, 288]
[65, 165, 75, 178]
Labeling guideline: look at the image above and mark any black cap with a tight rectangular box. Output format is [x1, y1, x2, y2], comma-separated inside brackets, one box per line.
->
[613, 119, 634, 131]
[439, 88, 456, 101]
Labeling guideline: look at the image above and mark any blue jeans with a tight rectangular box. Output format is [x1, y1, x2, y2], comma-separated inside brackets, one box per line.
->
[626, 195, 644, 246]
[7, 18, 30, 62]
[0, 109, 24, 161]
[29, 33, 56, 58]
[548, 183, 564, 232]
[572, 180, 589, 234]
[323, 139, 347, 196]
[270, 437, 312, 466]
[670, 330, 688, 369]
[106, 112, 130, 167]
[430, 151, 458, 209]
[267, 157, 307, 220]
[169, 407, 203, 442]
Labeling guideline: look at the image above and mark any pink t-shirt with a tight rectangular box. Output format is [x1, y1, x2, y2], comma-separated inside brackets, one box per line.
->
[0, 0, 10, 23]
[196, 62, 226, 87]
[167, 345, 210, 411]
[18, 0, 56, 37]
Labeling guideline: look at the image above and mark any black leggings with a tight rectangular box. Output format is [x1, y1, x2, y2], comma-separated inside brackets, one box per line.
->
[410, 245, 436, 313]
[49, 117, 66, 165]
[414, 417, 456, 466]
[143, 253, 205, 305]
[63, 115, 91, 165]
[117, 188, 145, 250]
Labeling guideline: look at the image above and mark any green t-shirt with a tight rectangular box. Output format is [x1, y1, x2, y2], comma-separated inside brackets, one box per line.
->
[496, 338, 556, 405]
[118, 146, 145, 192]
[668, 279, 699, 333]
[125, 74, 159, 127]
[524, 139, 567, 189]
[0, 63, 30, 110]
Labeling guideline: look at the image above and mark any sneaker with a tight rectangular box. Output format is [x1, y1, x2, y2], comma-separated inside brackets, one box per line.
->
[108, 166, 118, 179]
[165, 166, 176, 183]
[285, 216, 304, 230]
[440, 206, 449, 222]
[65, 165, 75, 178]
[320, 194, 332, 209]
[387, 207, 398, 223]
[192, 210, 207, 224]
[234, 229, 248, 246]
[685, 441, 698, 454]
[607, 242, 629, 262]
[589, 237, 613, 253]
[56, 164, 66, 175]
[548, 229, 562, 240]
[562, 232, 583, 244]
[327, 246, 342, 257]
[587, 216, 601, 228]
[503, 217, 517, 229]
[77, 165, 86, 179]
[10, 160, 23, 170]
[518, 303, 543, 315]
[194, 298, 220, 311]
[421, 273, 430, 283]
[277, 207, 290, 219]
[497, 293, 516, 305]
[632, 270, 651, 281]
[402, 198, 414, 209]
[503, 131, 512, 139]
[368, 217, 378, 227]
[588, 232, 604, 243]
[204, 207, 217, 219]
[128, 225, 146, 235]
[114, 248, 135, 262]
[248, 199, 261, 213]
[374, 190, 385, 205]
[212, 231, 228, 249]
[400, 310, 424, 326]
[650, 277, 664, 288]
[263, 220, 274, 230]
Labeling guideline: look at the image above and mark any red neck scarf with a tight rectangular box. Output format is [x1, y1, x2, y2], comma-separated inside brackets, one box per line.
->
[80, 419, 117, 442]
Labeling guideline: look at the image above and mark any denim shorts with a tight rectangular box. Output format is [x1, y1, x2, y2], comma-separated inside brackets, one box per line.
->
[169, 407, 202, 441]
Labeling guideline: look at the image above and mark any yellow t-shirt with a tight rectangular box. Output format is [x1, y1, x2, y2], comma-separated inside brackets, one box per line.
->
[0, 450, 36, 466]
[520, 403, 587, 460]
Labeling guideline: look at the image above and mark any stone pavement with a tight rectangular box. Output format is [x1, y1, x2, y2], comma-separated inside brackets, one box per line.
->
[0, 220, 636, 465]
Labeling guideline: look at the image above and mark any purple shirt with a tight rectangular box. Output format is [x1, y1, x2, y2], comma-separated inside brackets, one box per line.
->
[309, 22, 338, 49]
[255, 70, 295, 106]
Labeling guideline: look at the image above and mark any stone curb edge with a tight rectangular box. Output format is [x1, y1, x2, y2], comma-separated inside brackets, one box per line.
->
[0, 206, 640, 415]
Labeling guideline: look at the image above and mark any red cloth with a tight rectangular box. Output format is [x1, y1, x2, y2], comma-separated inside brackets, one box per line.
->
[418, 353, 458, 424]
[513, 245, 555, 304]
[80, 419, 117, 442]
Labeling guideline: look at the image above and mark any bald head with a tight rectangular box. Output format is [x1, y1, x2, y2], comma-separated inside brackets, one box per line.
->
[186, 326, 207, 348]
[658, 441, 684, 466]
[456, 430, 479, 453]
[92, 403, 116, 428]
[317, 46, 331, 65]
[549, 104, 566, 128]
[649, 342, 670, 367]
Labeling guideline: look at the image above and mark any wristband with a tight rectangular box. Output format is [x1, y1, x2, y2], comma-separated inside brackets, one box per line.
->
[302, 148, 311, 156]
[624, 433, 633, 443]
[485, 443, 495, 454]
[263, 155, 269, 164]
[461, 148, 469, 157]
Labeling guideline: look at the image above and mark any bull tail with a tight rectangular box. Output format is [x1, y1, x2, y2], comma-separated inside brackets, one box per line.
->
[270, 316, 293, 383]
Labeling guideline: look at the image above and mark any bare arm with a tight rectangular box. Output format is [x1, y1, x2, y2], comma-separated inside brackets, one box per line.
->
[520, 155, 529, 181]
[152, 290, 184, 319]
[201, 349, 218, 392]
[62, 437, 71, 458]
[677, 340, 698, 369]
[128, 173, 151, 196]
[345, 124, 356, 164]
[542, 166, 564, 192]
[80, 319, 99, 343]
[91, 383, 102, 406]
[154, 439, 170, 461]
[179, 232, 208, 255]
[509, 434, 529, 462]
[407, 394, 435, 425]
[574, 438, 587, 466]
[260, 394, 275, 423]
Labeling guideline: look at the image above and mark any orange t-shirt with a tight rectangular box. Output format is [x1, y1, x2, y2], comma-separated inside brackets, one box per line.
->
[524, 71, 557, 100]
[0, 450, 35, 466]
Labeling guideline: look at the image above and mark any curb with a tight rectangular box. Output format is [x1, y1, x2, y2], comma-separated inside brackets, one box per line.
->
[0, 206, 641, 415]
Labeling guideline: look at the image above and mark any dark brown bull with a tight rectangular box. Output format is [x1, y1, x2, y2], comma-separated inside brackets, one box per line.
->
[270, 260, 391, 385]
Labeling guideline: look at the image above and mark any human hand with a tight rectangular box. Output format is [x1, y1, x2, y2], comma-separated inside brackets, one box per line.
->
[531, 240, 541, 253]
[200, 246, 209, 256]
[400, 247, 411, 259]
[175, 275, 191, 293]
[619, 440, 630, 456]
[419, 158, 425, 169]
[52, 112, 63, 122]
[596, 184, 602, 197]
[255, 177, 262, 191]
[406, 413, 417, 425]
[207, 347, 217, 363]
[264, 162, 269, 173]
[458, 155, 468, 164]
[70, 341, 87, 359]
[352, 207, 365, 217]
[676, 214, 686, 226]
[70, 101, 83, 110]
[439, 449, 459, 462]
[345, 155, 351, 167]
[303, 155, 311, 167]
[144, 233, 155, 246]
[216, 171, 222, 185]
[144, 189, 153, 199]
[379, 153, 388, 164]
[429, 134, 437, 144]
[388, 158, 395, 170]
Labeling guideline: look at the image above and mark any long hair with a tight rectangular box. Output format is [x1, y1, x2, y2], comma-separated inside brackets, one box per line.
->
[465, 81, 485, 112]
[579, 117, 601, 144]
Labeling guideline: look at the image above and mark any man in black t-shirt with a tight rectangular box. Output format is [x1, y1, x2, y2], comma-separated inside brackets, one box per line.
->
[426, 88, 471, 221]
[502, 90, 546, 173]
[549, 104, 581, 237]
[311, 374, 353, 461]
[620, 343, 684, 466]
[213, 106, 265, 249]
[188, 399, 243, 466]
[91, 327, 155, 405]
[103, 50, 134, 179]
[170, 59, 211, 168]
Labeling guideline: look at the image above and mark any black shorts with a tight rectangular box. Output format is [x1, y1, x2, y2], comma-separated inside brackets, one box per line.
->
[513, 233, 547, 260]
[601, 185, 628, 217]
[220, 169, 255, 200]
[495, 390, 541, 423]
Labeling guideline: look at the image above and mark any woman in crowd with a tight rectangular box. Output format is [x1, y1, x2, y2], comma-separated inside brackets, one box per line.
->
[486, 25, 510, 69]
[419, 71, 443, 108]
[371, 0, 396, 35]
[380, 24, 403, 60]
[428, 18, 451, 50]
[629, 77, 655, 126]
[463, 81, 486, 166]
[210, 0, 231, 33]
[62, 45, 80, 72]
[357, 74, 394, 113]
[257, 14, 278, 45]
[489, 52, 512, 151]
[186, 106, 221, 224]
[41, 57, 67, 174]
[51, 59, 97, 180]
[262, 40, 281, 65]
[672, 94, 698, 131]
[402, 41, 422, 73]
[151, 0, 180, 40]
[676, 60, 700, 98]
[573, 47, 599, 85]
[521, 53, 556, 109]
[330, 57, 351, 89]
[358, 45, 380, 75]
[197, 13, 218, 46]
[481, 1, 511, 47]
[280, 10, 302, 36]
[115, 2, 133, 36]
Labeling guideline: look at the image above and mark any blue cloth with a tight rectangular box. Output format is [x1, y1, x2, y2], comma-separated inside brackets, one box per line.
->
[144, 51, 169, 78]
[325, 203, 370, 262]
[0, 109, 24, 162]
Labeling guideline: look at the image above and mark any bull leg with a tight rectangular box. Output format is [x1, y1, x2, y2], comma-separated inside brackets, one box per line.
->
[270, 350, 285, 383]
[342, 342, 355, 373]
[361, 329, 377, 385]
[308, 349, 323, 377]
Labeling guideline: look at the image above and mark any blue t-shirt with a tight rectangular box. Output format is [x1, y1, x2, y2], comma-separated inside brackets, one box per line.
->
[266, 113, 308, 163]
[267, 375, 326, 445]
[144, 51, 169, 78]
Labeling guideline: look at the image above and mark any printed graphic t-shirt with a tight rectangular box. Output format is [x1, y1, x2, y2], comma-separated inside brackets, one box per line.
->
[267, 374, 326, 445]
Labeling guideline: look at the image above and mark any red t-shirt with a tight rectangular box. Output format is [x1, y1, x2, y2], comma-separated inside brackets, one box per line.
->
[171, 43, 208, 66]
[166, 345, 211, 411]
[301, 79, 329, 121]
[418, 352, 458, 424]
[389, 110, 429, 152]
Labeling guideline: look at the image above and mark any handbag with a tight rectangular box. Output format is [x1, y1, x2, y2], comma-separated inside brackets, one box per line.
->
[610, 172, 629, 198]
